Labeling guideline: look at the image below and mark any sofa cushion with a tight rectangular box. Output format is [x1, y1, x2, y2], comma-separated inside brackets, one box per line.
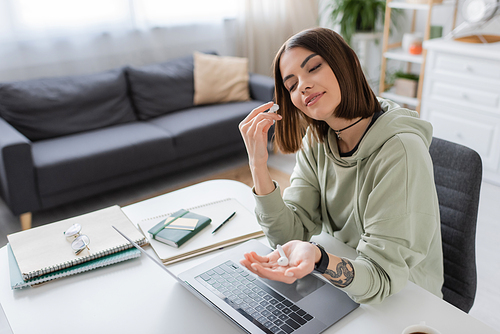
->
[32, 122, 176, 196]
[193, 52, 250, 105]
[147, 101, 261, 159]
[125, 55, 193, 120]
[0, 69, 136, 141]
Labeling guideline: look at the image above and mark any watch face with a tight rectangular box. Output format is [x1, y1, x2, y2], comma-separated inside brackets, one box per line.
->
[309, 241, 322, 249]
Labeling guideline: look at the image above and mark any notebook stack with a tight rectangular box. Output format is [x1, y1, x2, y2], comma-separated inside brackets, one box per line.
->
[7, 205, 147, 289]
[137, 198, 265, 264]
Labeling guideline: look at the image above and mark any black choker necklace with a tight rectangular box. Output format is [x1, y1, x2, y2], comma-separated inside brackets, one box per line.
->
[333, 117, 364, 140]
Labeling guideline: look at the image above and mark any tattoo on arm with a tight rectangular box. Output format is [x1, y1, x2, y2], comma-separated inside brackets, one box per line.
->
[324, 258, 354, 288]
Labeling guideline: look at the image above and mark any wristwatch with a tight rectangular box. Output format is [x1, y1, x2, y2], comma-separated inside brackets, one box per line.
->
[310, 241, 329, 274]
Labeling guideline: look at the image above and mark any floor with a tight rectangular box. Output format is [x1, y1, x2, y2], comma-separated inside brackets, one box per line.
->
[469, 181, 500, 331]
[0, 150, 498, 332]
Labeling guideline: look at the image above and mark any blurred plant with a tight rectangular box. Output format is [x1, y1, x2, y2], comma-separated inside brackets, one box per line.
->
[385, 70, 419, 88]
[329, 0, 404, 45]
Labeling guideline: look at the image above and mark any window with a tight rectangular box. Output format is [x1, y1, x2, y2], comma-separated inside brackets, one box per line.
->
[138, 0, 238, 26]
[14, 0, 131, 32]
[0, 0, 239, 40]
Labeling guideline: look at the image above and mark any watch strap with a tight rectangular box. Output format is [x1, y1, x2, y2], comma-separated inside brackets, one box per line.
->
[310, 241, 329, 274]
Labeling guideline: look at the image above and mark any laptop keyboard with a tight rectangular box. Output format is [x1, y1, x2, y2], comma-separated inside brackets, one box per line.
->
[196, 260, 314, 334]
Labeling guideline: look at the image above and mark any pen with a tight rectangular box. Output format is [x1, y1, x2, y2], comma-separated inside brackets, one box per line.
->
[212, 211, 236, 234]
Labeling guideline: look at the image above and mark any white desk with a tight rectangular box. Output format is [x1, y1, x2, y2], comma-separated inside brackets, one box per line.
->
[0, 180, 498, 334]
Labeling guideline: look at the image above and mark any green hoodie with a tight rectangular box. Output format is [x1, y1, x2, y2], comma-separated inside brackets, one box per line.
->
[254, 98, 444, 304]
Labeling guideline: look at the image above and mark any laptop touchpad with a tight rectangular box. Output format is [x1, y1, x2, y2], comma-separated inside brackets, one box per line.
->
[261, 274, 325, 303]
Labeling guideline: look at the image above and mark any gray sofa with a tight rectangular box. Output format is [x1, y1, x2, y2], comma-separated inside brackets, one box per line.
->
[0, 53, 274, 229]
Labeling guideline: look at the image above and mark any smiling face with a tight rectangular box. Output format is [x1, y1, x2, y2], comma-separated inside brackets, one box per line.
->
[272, 28, 379, 154]
[279, 47, 341, 127]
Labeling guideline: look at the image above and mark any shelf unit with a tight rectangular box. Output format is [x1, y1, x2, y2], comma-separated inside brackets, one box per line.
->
[378, 0, 458, 112]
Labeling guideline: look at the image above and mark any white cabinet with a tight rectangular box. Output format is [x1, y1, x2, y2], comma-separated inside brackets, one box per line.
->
[421, 38, 500, 185]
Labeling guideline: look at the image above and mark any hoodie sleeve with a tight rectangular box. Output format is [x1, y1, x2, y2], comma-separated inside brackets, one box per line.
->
[253, 136, 324, 248]
[337, 133, 442, 304]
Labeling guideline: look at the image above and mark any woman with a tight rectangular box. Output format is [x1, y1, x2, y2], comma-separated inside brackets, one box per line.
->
[238, 27, 443, 304]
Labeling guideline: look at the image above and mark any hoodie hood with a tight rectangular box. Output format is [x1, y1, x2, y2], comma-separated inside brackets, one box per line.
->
[325, 98, 433, 167]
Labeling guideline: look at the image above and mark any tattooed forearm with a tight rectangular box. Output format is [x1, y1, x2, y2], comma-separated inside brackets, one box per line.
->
[324, 258, 354, 288]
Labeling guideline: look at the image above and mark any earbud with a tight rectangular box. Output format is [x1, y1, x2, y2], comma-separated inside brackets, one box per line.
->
[269, 104, 279, 113]
[276, 244, 289, 266]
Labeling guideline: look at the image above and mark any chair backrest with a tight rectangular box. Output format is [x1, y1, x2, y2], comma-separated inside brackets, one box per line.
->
[429, 137, 482, 313]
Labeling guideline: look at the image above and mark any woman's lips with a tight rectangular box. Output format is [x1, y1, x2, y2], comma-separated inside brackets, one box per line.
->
[305, 92, 324, 106]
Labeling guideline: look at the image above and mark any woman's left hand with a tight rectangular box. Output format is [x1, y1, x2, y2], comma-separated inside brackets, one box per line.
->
[239, 240, 318, 284]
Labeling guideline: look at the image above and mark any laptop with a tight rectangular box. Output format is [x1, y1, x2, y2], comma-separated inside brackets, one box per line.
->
[113, 226, 359, 334]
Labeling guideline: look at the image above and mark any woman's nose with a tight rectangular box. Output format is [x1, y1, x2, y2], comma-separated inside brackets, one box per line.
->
[298, 80, 313, 95]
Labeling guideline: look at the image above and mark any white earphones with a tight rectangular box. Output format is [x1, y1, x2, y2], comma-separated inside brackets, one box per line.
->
[269, 104, 279, 113]
[276, 244, 289, 266]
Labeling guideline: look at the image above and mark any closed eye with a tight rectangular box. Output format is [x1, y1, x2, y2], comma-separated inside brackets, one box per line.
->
[288, 82, 297, 92]
[309, 63, 321, 72]
[287, 62, 321, 92]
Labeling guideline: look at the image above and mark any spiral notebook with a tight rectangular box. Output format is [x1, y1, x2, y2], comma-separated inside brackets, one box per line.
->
[7, 205, 147, 281]
[137, 198, 264, 264]
[7, 244, 141, 289]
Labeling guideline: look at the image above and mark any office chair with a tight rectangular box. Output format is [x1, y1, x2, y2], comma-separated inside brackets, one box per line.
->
[429, 137, 482, 313]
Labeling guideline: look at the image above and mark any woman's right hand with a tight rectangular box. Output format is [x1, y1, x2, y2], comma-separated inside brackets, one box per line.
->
[239, 240, 318, 284]
[239, 102, 282, 195]
[239, 102, 282, 168]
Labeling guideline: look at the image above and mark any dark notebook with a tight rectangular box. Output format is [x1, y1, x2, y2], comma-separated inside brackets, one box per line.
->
[147, 209, 211, 248]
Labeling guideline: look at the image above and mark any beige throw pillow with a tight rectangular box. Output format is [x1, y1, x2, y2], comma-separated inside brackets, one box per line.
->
[193, 52, 250, 105]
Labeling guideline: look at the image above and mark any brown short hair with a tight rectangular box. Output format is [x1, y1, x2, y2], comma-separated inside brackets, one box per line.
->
[273, 27, 380, 153]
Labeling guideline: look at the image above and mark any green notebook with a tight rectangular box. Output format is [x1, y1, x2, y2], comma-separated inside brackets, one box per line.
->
[147, 209, 211, 248]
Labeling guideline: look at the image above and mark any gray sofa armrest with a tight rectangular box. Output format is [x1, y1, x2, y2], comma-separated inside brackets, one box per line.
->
[249, 73, 274, 102]
[0, 117, 40, 215]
